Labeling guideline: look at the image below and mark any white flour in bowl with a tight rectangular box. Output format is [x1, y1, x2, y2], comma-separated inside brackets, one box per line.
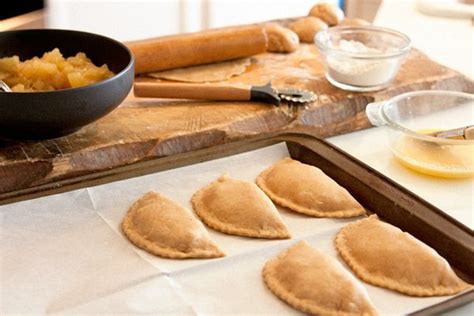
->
[326, 40, 400, 87]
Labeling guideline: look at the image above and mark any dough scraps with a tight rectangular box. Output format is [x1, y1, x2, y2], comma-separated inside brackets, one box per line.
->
[147, 58, 251, 83]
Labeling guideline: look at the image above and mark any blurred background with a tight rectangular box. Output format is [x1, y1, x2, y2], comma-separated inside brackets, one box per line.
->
[0, 0, 471, 77]
[0, 0, 44, 21]
[1, 0, 382, 41]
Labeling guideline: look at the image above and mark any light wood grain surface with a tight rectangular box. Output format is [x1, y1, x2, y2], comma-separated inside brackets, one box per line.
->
[0, 43, 472, 198]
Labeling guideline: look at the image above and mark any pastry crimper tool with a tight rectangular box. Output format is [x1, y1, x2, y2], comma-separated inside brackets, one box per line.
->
[134, 82, 317, 106]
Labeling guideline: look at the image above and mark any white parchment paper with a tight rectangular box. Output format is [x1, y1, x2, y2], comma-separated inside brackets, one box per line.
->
[0, 143, 467, 314]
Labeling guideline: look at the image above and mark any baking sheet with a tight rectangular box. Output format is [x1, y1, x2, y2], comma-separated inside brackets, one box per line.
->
[0, 143, 467, 314]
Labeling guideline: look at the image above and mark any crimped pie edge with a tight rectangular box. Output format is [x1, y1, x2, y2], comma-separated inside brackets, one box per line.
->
[122, 192, 225, 259]
[262, 241, 376, 316]
[256, 158, 365, 218]
[191, 177, 291, 239]
[335, 215, 471, 296]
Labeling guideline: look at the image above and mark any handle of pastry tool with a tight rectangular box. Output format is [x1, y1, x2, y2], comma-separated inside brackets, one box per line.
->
[134, 82, 281, 105]
[134, 82, 252, 101]
[431, 125, 474, 140]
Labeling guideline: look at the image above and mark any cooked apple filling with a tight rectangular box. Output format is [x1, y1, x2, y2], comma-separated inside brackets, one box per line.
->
[0, 48, 114, 92]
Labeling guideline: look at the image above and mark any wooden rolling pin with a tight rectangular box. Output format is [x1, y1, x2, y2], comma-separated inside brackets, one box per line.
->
[127, 25, 268, 74]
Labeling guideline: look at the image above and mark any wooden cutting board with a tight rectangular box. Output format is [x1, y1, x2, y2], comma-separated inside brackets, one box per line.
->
[0, 44, 472, 199]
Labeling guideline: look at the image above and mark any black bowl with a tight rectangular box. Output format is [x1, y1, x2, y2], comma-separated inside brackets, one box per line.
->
[0, 29, 134, 140]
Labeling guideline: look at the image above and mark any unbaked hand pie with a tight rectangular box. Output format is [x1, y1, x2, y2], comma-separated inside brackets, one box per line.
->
[256, 158, 365, 217]
[122, 192, 224, 259]
[263, 240, 377, 315]
[191, 174, 291, 239]
[335, 215, 471, 296]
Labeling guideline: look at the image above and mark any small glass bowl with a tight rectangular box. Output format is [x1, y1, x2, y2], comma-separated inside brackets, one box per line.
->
[315, 26, 411, 92]
[366, 90, 474, 178]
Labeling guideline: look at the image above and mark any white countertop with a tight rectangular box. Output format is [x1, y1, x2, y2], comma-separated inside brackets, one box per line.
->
[373, 0, 473, 78]
[328, 128, 474, 230]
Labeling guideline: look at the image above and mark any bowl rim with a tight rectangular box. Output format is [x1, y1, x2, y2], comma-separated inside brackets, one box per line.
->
[314, 25, 411, 60]
[0, 28, 134, 95]
[381, 90, 474, 145]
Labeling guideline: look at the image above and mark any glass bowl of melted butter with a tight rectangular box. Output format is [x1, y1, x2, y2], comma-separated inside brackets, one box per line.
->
[366, 90, 474, 178]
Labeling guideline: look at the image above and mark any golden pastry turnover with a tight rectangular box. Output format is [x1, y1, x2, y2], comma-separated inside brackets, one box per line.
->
[256, 158, 365, 217]
[122, 192, 224, 259]
[263, 240, 377, 315]
[191, 174, 291, 239]
[335, 215, 471, 296]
